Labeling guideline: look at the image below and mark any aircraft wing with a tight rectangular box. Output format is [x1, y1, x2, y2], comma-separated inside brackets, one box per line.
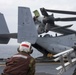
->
[0, 33, 17, 44]
[0, 33, 17, 38]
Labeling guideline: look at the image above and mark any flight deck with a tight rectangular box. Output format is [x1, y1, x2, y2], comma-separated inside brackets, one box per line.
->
[0, 60, 75, 75]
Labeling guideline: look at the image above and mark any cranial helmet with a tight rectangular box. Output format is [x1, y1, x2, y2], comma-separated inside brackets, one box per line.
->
[19, 41, 32, 53]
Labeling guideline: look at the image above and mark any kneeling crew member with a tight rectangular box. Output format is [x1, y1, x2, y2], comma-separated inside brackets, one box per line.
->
[2, 41, 35, 75]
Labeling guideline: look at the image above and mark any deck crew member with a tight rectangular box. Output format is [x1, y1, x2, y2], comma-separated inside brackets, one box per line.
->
[2, 41, 35, 75]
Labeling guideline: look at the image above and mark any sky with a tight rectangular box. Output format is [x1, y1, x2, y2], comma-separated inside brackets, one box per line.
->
[0, 0, 76, 45]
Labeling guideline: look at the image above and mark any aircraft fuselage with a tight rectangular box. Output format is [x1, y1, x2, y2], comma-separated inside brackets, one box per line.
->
[36, 34, 76, 54]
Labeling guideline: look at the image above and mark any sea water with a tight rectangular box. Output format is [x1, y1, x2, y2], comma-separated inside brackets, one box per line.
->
[0, 45, 43, 59]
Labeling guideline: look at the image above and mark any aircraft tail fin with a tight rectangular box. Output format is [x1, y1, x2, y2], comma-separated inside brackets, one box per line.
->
[18, 7, 38, 44]
[0, 13, 10, 44]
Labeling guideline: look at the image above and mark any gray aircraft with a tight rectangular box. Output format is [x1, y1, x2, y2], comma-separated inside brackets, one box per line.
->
[0, 7, 76, 75]
[0, 7, 76, 58]
[18, 7, 76, 57]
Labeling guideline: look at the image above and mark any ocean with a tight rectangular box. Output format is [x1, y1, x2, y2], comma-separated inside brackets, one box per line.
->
[0, 45, 43, 59]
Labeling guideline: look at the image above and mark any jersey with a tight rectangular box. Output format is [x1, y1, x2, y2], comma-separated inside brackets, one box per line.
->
[3, 53, 35, 75]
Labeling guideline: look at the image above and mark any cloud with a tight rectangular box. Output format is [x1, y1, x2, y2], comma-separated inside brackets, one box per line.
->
[0, 0, 14, 9]
[0, 0, 13, 4]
